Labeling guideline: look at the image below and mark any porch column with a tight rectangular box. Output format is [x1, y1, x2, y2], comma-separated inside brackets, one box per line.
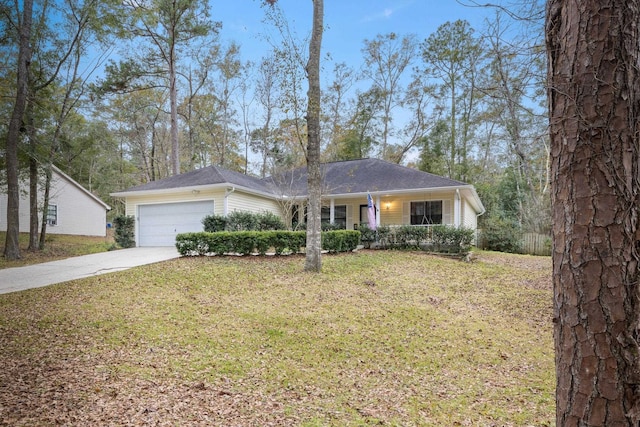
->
[330, 198, 335, 224]
[376, 195, 381, 228]
[454, 189, 461, 227]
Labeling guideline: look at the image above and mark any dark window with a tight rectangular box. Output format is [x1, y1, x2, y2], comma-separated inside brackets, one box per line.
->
[47, 204, 58, 226]
[321, 205, 347, 229]
[410, 201, 442, 225]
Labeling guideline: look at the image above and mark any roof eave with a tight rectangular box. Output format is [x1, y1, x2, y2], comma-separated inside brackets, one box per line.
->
[284, 184, 485, 214]
[110, 182, 277, 199]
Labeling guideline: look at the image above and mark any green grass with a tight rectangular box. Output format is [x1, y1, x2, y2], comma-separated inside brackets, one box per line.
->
[0, 232, 115, 269]
[0, 250, 554, 426]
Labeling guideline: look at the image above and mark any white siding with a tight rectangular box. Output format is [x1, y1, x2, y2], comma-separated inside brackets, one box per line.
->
[0, 169, 108, 236]
[226, 192, 283, 216]
[462, 199, 478, 230]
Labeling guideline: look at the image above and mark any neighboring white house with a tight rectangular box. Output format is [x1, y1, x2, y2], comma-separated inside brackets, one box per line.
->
[0, 165, 111, 237]
[111, 158, 485, 247]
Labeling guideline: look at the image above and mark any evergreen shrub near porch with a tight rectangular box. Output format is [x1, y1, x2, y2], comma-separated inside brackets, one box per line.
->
[360, 224, 474, 254]
[175, 230, 360, 256]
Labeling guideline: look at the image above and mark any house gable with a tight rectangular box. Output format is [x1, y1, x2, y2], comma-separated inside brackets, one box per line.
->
[0, 166, 110, 236]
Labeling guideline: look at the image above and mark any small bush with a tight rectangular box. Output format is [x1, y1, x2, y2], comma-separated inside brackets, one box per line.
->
[205, 211, 286, 232]
[255, 211, 286, 231]
[322, 230, 360, 253]
[430, 225, 475, 254]
[113, 215, 135, 248]
[358, 224, 377, 248]
[202, 214, 227, 232]
[480, 217, 523, 254]
[321, 222, 342, 231]
[270, 231, 306, 255]
[394, 225, 430, 249]
[226, 211, 257, 231]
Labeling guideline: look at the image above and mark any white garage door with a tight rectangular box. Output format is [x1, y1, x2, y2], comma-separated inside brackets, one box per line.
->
[138, 201, 214, 247]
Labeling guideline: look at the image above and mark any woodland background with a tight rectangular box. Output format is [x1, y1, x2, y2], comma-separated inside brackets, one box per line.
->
[0, 0, 549, 246]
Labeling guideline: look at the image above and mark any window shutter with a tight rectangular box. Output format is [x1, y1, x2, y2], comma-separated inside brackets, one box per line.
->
[403, 202, 410, 225]
[443, 200, 452, 225]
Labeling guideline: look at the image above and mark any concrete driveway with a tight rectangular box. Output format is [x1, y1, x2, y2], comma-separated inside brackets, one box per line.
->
[0, 247, 181, 295]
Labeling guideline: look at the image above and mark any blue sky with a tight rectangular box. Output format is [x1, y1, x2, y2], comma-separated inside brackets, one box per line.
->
[212, 0, 493, 73]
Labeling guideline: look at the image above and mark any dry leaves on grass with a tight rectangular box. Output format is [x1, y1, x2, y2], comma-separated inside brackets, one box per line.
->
[0, 250, 554, 426]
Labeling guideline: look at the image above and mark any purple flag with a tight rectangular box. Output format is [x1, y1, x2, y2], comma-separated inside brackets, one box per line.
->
[367, 193, 376, 230]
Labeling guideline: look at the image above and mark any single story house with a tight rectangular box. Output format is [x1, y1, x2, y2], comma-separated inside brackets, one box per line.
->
[111, 158, 485, 247]
[0, 165, 111, 237]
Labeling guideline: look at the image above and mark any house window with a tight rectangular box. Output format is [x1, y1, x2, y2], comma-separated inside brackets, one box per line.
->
[410, 201, 442, 225]
[47, 204, 58, 226]
[321, 205, 347, 229]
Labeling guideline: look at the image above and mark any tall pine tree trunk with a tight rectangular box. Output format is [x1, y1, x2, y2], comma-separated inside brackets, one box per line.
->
[303, 0, 324, 272]
[4, 0, 33, 260]
[27, 99, 39, 251]
[547, 0, 640, 423]
[169, 33, 180, 176]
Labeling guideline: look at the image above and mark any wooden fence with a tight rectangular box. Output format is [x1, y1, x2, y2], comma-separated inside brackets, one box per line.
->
[521, 233, 552, 256]
[476, 231, 551, 256]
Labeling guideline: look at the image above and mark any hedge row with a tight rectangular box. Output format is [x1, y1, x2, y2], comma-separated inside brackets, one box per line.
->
[359, 224, 474, 254]
[175, 230, 361, 256]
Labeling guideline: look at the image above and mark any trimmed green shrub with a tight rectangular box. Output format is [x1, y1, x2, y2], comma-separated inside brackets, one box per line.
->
[226, 211, 257, 231]
[230, 231, 259, 255]
[177, 230, 358, 256]
[176, 230, 307, 256]
[113, 215, 135, 248]
[394, 225, 431, 249]
[255, 211, 286, 231]
[321, 222, 342, 231]
[358, 224, 474, 254]
[204, 211, 286, 233]
[430, 225, 475, 254]
[202, 214, 227, 232]
[322, 230, 360, 253]
[375, 225, 393, 249]
[358, 224, 377, 248]
[270, 231, 306, 255]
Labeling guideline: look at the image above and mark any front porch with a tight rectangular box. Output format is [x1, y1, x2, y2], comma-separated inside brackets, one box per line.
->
[289, 190, 473, 231]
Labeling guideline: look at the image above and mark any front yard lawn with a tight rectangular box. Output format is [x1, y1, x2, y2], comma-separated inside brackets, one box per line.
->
[0, 250, 553, 426]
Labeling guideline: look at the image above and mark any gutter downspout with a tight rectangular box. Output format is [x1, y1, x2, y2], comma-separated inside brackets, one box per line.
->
[224, 187, 235, 216]
[455, 189, 461, 227]
[475, 198, 486, 248]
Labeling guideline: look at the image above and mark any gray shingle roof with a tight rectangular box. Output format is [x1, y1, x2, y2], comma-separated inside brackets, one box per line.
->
[116, 158, 470, 197]
[263, 158, 469, 196]
[118, 165, 273, 194]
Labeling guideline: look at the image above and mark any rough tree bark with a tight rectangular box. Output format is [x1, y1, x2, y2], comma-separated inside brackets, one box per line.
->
[4, 0, 33, 260]
[546, 0, 640, 424]
[303, 0, 323, 273]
